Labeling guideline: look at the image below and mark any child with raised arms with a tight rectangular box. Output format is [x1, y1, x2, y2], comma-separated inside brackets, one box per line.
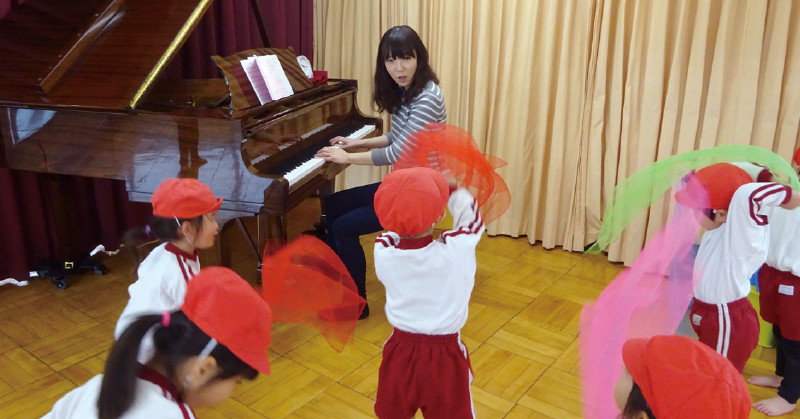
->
[372, 167, 484, 418]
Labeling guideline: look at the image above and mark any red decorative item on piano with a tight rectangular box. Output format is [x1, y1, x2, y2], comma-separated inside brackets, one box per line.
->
[394, 123, 511, 224]
[311, 70, 328, 85]
[261, 236, 365, 352]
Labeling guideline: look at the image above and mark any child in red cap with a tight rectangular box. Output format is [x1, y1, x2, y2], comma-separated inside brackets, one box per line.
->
[615, 335, 750, 418]
[116, 178, 223, 362]
[372, 167, 484, 418]
[44, 267, 271, 419]
[674, 163, 800, 372]
[748, 150, 800, 416]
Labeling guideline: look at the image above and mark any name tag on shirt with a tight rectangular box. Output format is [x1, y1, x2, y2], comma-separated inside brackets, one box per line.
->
[692, 314, 702, 326]
[779, 284, 795, 296]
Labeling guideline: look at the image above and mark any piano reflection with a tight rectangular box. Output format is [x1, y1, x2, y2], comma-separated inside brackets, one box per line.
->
[0, 0, 382, 270]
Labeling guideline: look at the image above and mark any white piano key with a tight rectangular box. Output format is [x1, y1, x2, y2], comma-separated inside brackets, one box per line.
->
[346, 124, 376, 139]
[285, 124, 376, 187]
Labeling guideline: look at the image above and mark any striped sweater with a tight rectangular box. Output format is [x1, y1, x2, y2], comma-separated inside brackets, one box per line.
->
[371, 80, 447, 166]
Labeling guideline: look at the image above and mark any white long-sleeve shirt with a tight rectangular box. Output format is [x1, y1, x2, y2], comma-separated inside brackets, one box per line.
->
[374, 188, 484, 334]
[43, 367, 196, 419]
[693, 182, 791, 303]
[766, 206, 800, 275]
[729, 162, 772, 183]
[114, 242, 200, 362]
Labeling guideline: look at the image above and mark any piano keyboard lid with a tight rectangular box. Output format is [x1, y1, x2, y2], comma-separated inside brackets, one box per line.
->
[0, 0, 215, 110]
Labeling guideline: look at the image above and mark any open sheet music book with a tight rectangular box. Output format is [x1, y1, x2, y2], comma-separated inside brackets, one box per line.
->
[257, 55, 294, 100]
[241, 56, 272, 105]
[240, 54, 294, 104]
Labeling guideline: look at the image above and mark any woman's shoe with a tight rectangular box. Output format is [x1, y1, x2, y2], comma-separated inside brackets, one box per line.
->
[302, 221, 327, 241]
[358, 303, 370, 320]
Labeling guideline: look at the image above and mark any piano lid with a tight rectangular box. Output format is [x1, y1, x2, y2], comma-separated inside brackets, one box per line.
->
[0, 0, 214, 110]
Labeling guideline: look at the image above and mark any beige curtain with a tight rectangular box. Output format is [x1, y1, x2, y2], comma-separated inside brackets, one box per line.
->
[586, 0, 800, 263]
[314, 0, 800, 265]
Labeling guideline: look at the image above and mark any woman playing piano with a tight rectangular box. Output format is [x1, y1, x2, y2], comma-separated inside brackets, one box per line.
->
[314, 25, 447, 319]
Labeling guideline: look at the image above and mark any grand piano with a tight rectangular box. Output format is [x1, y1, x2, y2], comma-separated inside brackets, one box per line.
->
[0, 0, 382, 269]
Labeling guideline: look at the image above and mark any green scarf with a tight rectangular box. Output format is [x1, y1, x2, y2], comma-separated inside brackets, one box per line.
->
[586, 145, 799, 254]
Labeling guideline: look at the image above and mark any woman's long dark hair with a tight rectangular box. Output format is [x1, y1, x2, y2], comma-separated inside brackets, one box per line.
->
[373, 25, 440, 114]
[97, 311, 258, 419]
[121, 215, 204, 266]
[621, 381, 656, 419]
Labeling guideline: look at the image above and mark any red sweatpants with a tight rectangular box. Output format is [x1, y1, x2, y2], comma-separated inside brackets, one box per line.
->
[374, 329, 475, 419]
[759, 264, 800, 340]
[689, 297, 759, 373]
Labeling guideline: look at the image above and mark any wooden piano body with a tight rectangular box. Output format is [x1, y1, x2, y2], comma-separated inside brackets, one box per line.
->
[0, 0, 382, 267]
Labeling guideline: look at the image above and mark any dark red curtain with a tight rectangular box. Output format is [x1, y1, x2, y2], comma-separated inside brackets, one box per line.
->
[164, 0, 313, 79]
[0, 0, 312, 280]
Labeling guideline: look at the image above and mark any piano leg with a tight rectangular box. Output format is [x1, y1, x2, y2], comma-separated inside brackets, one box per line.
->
[218, 213, 285, 284]
[307, 178, 337, 237]
[260, 211, 288, 256]
[318, 178, 336, 203]
[218, 217, 261, 269]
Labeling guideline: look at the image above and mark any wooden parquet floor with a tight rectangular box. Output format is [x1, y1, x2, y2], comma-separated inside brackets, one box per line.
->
[0, 198, 795, 418]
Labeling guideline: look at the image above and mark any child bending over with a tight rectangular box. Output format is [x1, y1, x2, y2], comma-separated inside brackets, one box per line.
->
[674, 163, 800, 372]
[616, 335, 750, 418]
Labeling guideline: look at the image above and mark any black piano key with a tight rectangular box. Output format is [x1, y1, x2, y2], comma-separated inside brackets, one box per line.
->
[262, 124, 364, 176]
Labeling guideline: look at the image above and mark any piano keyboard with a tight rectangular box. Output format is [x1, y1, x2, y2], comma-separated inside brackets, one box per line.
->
[284, 124, 377, 187]
[300, 123, 333, 139]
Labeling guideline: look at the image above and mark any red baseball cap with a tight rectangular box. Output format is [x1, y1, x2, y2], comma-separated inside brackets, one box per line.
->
[182, 267, 272, 374]
[374, 167, 450, 237]
[622, 335, 750, 419]
[152, 178, 223, 219]
[674, 163, 751, 210]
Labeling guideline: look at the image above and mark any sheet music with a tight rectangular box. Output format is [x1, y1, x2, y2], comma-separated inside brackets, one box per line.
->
[241, 56, 272, 105]
[256, 55, 294, 100]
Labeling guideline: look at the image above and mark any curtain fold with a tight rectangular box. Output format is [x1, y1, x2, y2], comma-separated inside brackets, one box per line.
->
[0, 169, 151, 281]
[315, 0, 800, 265]
[590, 0, 800, 263]
[164, 0, 313, 79]
[313, 0, 385, 191]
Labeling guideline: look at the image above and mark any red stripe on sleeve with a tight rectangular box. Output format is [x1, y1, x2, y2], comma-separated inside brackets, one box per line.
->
[749, 183, 791, 226]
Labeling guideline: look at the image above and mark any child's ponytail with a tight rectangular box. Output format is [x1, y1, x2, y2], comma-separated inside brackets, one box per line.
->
[120, 225, 155, 266]
[97, 313, 162, 419]
[151, 312, 259, 382]
[98, 311, 258, 418]
[121, 215, 203, 267]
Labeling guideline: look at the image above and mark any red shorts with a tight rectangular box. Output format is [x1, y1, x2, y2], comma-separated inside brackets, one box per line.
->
[374, 329, 475, 419]
[759, 264, 800, 340]
[689, 297, 759, 373]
